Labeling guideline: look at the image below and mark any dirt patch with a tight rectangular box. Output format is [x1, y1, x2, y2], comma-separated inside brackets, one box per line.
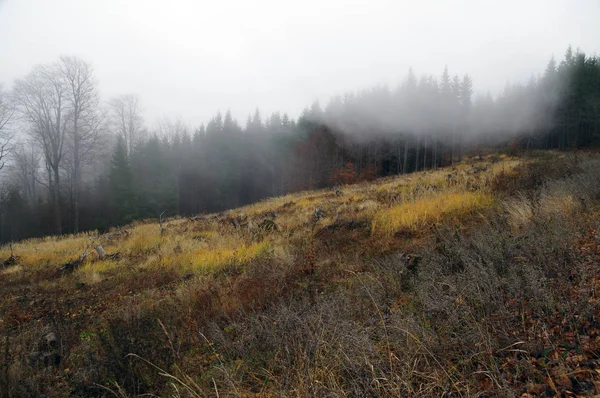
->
[314, 220, 371, 252]
[319, 220, 368, 232]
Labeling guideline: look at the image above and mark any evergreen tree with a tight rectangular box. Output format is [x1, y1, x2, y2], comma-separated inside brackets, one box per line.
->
[3, 46, 600, 243]
[108, 135, 137, 225]
[132, 136, 177, 218]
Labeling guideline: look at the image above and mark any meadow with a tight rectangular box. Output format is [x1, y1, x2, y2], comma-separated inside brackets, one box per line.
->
[2, 151, 600, 397]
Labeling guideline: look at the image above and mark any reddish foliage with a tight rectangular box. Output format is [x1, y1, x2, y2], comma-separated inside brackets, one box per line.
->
[331, 162, 357, 185]
[509, 140, 521, 156]
[493, 226, 600, 396]
[358, 164, 379, 182]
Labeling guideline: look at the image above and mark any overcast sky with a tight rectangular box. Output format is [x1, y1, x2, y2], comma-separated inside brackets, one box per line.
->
[1, 0, 599, 128]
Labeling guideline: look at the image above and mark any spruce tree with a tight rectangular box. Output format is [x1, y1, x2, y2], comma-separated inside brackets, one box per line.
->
[108, 135, 137, 225]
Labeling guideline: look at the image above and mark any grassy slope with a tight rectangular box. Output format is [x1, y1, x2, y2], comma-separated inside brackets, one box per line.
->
[1, 151, 600, 397]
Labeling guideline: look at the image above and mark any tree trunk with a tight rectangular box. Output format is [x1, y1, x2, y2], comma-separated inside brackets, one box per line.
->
[423, 136, 427, 171]
[397, 139, 401, 175]
[280, 158, 284, 195]
[432, 136, 437, 170]
[414, 136, 420, 173]
[95, 245, 106, 260]
[53, 166, 62, 235]
[271, 164, 276, 197]
[451, 129, 456, 166]
[73, 117, 80, 233]
[403, 137, 409, 175]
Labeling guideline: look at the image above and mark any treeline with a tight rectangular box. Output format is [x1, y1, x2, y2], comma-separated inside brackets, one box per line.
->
[0, 46, 599, 243]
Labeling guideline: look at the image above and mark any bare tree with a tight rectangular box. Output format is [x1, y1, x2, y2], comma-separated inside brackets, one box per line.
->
[156, 116, 188, 138]
[13, 63, 69, 234]
[0, 85, 15, 171]
[59, 56, 103, 232]
[109, 94, 145, 156]
[10, 142, 42, 204]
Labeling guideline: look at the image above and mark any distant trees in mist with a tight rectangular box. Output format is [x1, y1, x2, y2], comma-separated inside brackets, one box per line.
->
[0, 85, 15, 172]
[0, 46, 599, 242]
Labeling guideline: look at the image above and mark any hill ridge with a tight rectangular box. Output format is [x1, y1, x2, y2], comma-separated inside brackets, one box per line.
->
[3, 151, 600, 397]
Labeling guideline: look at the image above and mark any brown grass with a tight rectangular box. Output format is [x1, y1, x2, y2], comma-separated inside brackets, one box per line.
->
[6, 152, 599, 397]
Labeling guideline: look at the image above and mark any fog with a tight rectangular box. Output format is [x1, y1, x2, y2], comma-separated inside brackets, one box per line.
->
[1, 0, 598, 126]
[3, 4, 600, 396]
[1, 0, 600, 241]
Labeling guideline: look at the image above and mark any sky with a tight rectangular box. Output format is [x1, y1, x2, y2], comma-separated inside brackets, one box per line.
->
[0, 0, 599, 128]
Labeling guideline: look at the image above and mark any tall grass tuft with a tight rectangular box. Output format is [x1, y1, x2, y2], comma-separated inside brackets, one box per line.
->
[372, 191, 493, 236]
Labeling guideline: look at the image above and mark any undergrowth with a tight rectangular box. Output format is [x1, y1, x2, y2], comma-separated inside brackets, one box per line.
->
[2, 151, 600, 397]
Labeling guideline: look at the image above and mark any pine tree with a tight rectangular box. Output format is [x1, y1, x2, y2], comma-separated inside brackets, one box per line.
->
[131, 136, 178, 218]
[108, 135, 137, 225]
[458, 74, 473, 161]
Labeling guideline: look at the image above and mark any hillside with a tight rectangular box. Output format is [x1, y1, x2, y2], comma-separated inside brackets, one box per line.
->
[2, 151, 600, 397]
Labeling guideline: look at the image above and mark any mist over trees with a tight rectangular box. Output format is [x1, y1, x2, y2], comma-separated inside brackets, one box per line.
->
[0, 46, 599, 243]
[0, 85, 14, 171]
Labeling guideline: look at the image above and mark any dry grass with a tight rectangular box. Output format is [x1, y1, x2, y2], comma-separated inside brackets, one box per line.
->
[1, 264, 23, 277]
[161, 241, 271, 273]
[5, 152, 569, 398]
[372, 191, 494, 236]
[0, 234, 94, 266]
[76, 259, 121, 284]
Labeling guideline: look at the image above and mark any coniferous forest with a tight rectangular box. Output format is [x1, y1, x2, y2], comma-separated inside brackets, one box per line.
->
[1, 46, 599, 243]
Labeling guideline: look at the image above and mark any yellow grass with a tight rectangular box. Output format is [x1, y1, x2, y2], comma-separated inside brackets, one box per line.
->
[0, 234, 92, 266]
[112, 219, 275, 273]
[0, 155, 522, 280]
[161, 241, 271, 273]
[372, 191, 494, 236]
[122, 224, 163, 254]
[78, 259, 120, 275]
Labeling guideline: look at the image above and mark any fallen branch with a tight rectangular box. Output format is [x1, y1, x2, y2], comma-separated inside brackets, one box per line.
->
[59, 234, 119, 273]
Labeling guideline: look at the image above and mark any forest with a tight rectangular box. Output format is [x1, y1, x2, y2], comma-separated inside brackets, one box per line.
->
[0, 45, 599, 243]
